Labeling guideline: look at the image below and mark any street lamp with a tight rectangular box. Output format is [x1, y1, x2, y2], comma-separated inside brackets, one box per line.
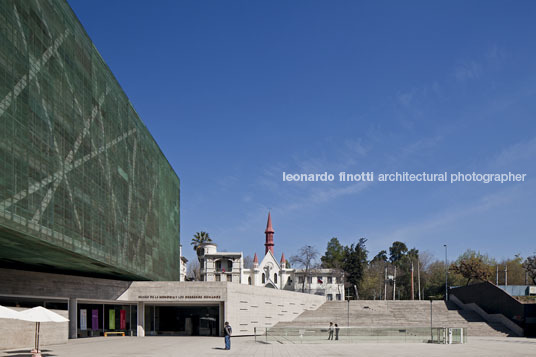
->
[430, 299, 433, 342]
[444, 244, 448, 302]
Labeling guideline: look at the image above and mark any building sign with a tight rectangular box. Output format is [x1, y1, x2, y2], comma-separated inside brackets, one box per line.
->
[120, 310, 126, 330]
[137, 295, 221, 300]
[80, 309, 87, 330]
[92, 309, 99, 330]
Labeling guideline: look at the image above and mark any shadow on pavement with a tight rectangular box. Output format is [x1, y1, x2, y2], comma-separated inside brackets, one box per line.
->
[1, 349, 56, 357]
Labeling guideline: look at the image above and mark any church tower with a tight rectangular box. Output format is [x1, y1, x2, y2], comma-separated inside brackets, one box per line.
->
[264, 212, 274, 255]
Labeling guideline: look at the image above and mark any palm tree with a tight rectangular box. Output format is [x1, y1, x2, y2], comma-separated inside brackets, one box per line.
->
[191, 231, 212, 252]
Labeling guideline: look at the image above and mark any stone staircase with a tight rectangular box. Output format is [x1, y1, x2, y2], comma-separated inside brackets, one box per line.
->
[274, 300, 513, 336]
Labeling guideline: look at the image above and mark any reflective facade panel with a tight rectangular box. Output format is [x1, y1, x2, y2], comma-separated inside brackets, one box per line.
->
[0, 0, 180, 280]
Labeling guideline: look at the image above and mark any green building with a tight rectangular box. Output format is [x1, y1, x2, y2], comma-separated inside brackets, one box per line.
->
[0, 0, 180, 281]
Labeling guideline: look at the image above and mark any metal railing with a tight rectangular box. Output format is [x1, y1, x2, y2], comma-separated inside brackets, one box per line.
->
[254, 327, 467, 344]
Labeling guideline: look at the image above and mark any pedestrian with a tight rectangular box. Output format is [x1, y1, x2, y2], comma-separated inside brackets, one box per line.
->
[335, 323, 339, 340]
[224, 321, 232, 350]
[328, 322, 334, 340]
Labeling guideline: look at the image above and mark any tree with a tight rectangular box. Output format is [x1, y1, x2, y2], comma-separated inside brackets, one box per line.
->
[187, 260, 201, 281]
[321, 237, 345, 269]
[371, 250, 388, 263]
[389, 241, 408, 265]
[343, 238, 368, 299]
[523, 255, 536, 284]
[497, 254, 525, 285]
[243, 255, 254, 269]
[191, 231, 212, 252]
[422, 260, 449, 299]
[290, 245, 319, 292]
[449, 251, 493, 286]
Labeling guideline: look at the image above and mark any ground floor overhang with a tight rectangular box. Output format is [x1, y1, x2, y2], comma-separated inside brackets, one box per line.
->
[0, 268, 325, 342]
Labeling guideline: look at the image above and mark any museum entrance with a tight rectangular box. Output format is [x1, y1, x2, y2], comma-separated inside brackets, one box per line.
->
[144, 305, 220, 336]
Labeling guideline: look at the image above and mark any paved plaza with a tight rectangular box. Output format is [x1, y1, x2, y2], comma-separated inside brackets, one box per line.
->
[1, 336, 536, 357]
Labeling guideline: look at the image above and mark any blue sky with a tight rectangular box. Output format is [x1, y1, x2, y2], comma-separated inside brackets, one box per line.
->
[68, 0, 536, 264]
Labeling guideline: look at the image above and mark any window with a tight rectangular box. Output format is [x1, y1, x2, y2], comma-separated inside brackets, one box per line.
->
[298, 276, 304, 284]
[215, 260, 221, 271]
[215, 274, 221, 282]
[327, 294, 333, 301]
[307, 276, 312, 284]
[336, 294, 341, 300]
[262, 273, 266, 284]
[227, 274, 232, 282]
[274, 273, 278, 284]
[227, 260, 233, 271]
[248, 277, 252, 285]
[327, 277, 333, 284]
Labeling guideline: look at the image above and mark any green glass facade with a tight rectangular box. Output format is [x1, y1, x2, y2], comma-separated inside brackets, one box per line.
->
[0, 0, 180, 280]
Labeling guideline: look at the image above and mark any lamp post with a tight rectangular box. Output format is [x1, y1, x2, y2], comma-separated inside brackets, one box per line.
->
[346, 295, 350, 336]
[430, 299, 433, 342]
[444, 244, 448, 302]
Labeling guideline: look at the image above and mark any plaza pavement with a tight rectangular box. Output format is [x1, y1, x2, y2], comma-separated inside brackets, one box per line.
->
[1, 336, 536, 357]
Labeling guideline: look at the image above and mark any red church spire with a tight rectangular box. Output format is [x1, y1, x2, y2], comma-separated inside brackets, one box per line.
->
[265, 212, 274, 233]
[264, 212, 274, 255]
[253, 252, 258, 264]
[280, 252, 286, 266]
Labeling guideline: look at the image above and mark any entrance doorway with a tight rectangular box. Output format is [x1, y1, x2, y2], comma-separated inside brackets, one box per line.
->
[145, 305, 219, 336]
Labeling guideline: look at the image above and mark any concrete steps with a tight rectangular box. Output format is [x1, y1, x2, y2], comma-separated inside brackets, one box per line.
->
[275, 300, 512, 337]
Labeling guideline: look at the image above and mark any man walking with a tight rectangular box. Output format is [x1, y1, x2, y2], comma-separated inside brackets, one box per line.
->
[224, 321, 232, 350]
[335, 323, 340, 340]
[328, 322, 334, 340]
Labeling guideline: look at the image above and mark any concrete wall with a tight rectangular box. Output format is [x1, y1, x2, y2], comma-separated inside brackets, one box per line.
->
[0, 308, 68, 351]
[0, 268, 131, 301]
[117, 281, 325, 336]
[451, 281, 536, 337]
[226, 283, 324, 335]
[449, 295, 523, 336]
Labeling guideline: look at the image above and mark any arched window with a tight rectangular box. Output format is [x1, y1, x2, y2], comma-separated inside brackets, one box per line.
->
[262, 273, 266, 284]
[248, 276, 252, 285]
[274, 273, 278, 284]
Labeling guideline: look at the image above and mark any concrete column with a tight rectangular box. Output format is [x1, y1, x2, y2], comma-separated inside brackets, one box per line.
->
[219, 301, 225, 337]
[68, 298, 77, 339]
[137, 302, 145, 337]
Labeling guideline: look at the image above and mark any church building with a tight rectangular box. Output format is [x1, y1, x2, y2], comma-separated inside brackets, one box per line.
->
[198, 213, 345, 301]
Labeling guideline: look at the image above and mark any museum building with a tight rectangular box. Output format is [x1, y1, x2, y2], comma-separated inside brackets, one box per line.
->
[0, 1, 324, 350]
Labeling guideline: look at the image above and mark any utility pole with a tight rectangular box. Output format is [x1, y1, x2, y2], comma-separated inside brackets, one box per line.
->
[444, 245, 448, 302]
[347, 297, 350, 329]
[379, 268, 383, 300]
[393, 266, 397, 300]
[411, 261, 415, 300]
[430, 299, 433, 342]
[417, 257, 421, 300]
[496, 265, 499, 285]
[384, 266, 388, 301]
[505, 265, 508, 286]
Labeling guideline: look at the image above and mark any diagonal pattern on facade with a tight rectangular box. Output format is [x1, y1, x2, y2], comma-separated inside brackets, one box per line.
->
[0, 0, 180, 281]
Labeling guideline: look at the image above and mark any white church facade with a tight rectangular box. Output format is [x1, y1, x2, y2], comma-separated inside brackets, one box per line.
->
[197, 213, 345, 301]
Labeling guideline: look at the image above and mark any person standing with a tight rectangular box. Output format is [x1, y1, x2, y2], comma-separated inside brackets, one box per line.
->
[328, 322, 334, 340]
[335, 323, 340, 340]
[224, 321, 232, 350]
